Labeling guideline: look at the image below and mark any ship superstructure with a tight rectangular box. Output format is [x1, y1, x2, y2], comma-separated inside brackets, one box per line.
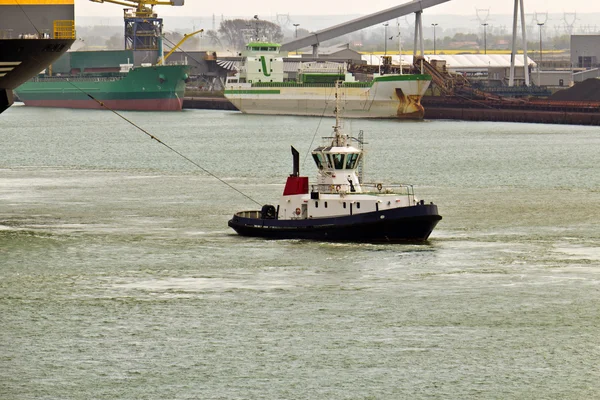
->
[12, 0, 191, 112]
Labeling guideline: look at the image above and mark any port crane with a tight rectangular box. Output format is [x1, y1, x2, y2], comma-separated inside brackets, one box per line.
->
[89, 0, 184, 51]
[157, 28, 203, 65]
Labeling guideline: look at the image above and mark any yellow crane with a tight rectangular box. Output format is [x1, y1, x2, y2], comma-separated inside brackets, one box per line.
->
[89, 0, 184, 19]
[158, 29, 204, 65]
[89, 0, 184, 51]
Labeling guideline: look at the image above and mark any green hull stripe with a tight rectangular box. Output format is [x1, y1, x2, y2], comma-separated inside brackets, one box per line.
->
[227, 74, 432, 90]
[372, 74, 432, 82]
[16, 91, 180, 101]
[224, 90, 281, 95]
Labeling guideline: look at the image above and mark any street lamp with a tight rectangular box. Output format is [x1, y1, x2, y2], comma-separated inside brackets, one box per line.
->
[431, 23, 438, 55]
[537, 22, 544, 85]
[482, 23, 488, 55]
[293, 23, 299, 38]
[383, 23, 389, 55]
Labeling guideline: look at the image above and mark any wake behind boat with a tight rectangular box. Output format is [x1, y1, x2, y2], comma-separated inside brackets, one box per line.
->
[228, 83, 441, 242]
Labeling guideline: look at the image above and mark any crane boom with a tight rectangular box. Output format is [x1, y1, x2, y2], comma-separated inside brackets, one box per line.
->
[158, 29, 204, 65]
[89, 0, 183, 18]
[89, 0, 184, 8]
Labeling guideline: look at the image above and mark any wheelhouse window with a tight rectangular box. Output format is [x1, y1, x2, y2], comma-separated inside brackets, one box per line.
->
[332, 153, 345, 169]
[345, 153, 360, 169]
[326, 154, 334, 168]
[312, 153, 326, 169]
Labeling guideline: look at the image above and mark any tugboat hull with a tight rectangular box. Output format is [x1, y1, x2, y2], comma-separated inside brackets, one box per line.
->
[228, 204, 441, 243]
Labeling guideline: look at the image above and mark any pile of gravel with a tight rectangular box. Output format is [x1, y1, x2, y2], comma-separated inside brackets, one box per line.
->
[550, 78, 600, 101]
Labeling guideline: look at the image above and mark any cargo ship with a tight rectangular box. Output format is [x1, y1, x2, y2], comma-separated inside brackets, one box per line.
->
[224, 42, 431, 119]
[15, 56, 190, 111]
[0, 0, 75, 114]
[14, 0, 190, 112]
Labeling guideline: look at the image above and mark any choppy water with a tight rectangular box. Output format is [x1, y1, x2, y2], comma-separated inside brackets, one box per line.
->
[1, 105, 599, 399]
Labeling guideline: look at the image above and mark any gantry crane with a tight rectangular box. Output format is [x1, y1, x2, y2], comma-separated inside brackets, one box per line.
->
[89, 0, 184, 51]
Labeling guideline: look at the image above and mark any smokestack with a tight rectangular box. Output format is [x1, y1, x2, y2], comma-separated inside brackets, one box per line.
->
[291, 146, 299, 177]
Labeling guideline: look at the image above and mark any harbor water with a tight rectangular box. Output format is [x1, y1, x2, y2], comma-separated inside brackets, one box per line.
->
[1, 105, 599, 399]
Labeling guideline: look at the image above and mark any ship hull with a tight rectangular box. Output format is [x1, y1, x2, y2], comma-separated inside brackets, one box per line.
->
[14, 65, 189, 111]
[20, 97, 183, 111]
[0, 39, 74, 114]
[224, 75, 431, 119]
[228, 204, 441, 243]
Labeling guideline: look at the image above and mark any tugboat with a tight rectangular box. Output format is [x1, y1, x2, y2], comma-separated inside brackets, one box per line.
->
[228, 83, 442, 242]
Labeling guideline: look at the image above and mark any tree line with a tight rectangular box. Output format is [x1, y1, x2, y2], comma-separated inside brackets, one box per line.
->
[76, 19, 572, 53]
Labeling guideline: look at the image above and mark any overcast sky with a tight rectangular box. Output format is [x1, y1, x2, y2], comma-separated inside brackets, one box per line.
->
[75, 0, 595, 17]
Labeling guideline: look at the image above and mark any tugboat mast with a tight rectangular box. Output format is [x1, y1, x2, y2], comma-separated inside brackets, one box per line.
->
[333, 80, 345, 147]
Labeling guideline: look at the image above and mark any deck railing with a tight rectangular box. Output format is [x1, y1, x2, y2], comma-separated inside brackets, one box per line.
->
[311, 183, 415, 197]
[251, 81, 373, 88]
[235, 210, 261, 218]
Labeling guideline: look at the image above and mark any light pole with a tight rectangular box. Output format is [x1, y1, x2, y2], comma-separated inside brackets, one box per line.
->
[482, 23, 488, 54]
[397, 21, 403, 75]
[293, 23, 299, 38]
[431, 23, 438, 55]
[383, 23, 389, 55]
[537, 22, 544, 85]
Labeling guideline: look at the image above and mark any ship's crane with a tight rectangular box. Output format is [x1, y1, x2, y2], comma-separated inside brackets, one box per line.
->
[157, 28, 203, 65]
[89, 0, 184, 51]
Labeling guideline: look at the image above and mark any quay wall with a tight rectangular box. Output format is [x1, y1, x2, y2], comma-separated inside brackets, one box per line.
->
[183, 96, 600, 126]
[183, 97, 237, 111]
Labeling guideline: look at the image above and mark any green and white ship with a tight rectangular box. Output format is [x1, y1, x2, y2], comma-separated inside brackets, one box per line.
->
[224, 42, 431, 119]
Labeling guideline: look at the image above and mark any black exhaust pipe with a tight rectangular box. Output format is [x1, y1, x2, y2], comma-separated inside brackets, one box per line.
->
[291, 146, 299, 177]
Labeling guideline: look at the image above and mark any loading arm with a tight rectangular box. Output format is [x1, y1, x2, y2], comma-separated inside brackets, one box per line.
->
[158, 29, 204, 65]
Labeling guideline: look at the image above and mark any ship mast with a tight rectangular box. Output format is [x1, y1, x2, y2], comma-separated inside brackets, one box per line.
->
[333, 80, 345, 147]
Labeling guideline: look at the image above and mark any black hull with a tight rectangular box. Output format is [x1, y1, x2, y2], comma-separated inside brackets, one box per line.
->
[228, 204, 442, 243]
[1, 38, 74, 114]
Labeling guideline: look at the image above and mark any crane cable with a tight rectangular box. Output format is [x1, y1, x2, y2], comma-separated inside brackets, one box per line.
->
[65, 85, 262, 207]
[161, 36, 204, 65]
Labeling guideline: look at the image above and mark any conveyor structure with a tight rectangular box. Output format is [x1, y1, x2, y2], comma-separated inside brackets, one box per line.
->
[279, 0, 451, 56]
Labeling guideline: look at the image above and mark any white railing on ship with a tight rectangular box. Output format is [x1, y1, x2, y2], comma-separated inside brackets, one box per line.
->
[29, 76, 124, 83]
[235, 210, 261, 218]
[311, 183, 415, 196]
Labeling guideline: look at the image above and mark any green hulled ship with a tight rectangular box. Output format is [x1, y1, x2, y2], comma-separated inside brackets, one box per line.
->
[15, 50, 190, 111]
